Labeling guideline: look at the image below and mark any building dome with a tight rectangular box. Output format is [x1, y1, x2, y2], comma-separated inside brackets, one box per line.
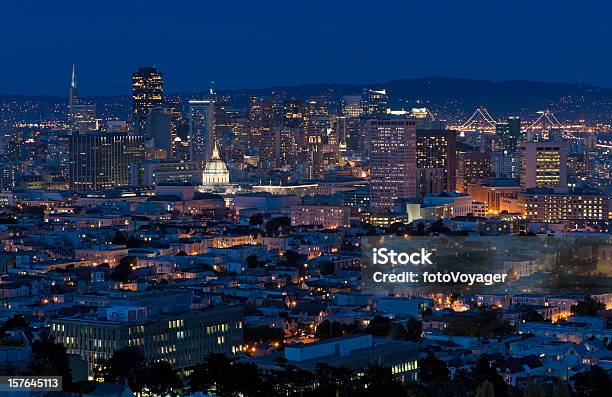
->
[202, 144, 230, 185]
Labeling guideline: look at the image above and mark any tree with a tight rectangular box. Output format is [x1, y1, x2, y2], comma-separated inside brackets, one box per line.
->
[28, 338, 73, 386]
[265, 216, 290, 235]
[551, 380, 570, 397]
[284, 250, 301, 267]
[244, 326, 284, 346]
[403, 318, 422, 342]
[571, 296, 605, 316]
[522, 309, 544, 323]
[189, 353, 264, 397]
[365, 315, 393, 336]
[355, 365, 407, 397]
[112, 231, 127, 245]
[126, 236, 144, 248]
[97, 347, 147, 392]
[1, 314, 28, 334]
[572, 365, 611, 397]
[315, 320, 349, 340]
[246, 255, 259, 268]
[468, 357, 508, 397]
[110, 256, 136, 282]
[475, 380, 495, 397]
[314, 363, 354, 397]
[445, 310, 513, 338]
[144, 360, 181, 396]
[249, 213, 264, 226]
[418, 353, 449, 384]
[523, 378, 545, 397]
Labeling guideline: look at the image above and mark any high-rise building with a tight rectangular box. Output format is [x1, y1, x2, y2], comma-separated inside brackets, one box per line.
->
[369, 117, 417, 211]
[69, 131, 145, 190]
[491, 150, 520, 179]
[416, 129, 457, 197]
[365, 89, 388, 115]
[520, 141, 567, 191]
[456, 151, 491, 192]
[248, 97, 276, 156]
[189, 100, 215, 169]
[69, 64, 78, 107]
[146, 107, 180, 158]
[305, 134, 325, 180]
[495, 116, 521, 151]
[132, 67, 164, 134]
[68, 65, 97, 132]
[341, 95, 363, 118]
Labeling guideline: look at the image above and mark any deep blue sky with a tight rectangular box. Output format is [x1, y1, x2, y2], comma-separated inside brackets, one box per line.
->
[2, 0, 611, 96]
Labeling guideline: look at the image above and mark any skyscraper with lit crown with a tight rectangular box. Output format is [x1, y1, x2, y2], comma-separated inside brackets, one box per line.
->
[132, 66, 164, 134]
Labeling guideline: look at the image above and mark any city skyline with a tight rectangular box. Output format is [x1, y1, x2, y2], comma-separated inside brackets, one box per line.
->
[0, 3, 610, 396]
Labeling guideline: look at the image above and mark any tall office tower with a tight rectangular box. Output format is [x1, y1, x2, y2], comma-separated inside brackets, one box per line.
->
[146, 107, 180, 158]
[248, 97, 275, 152]
[67, 65, 97, 132]
[495, 116, 521, 151]
[342, 95, 363, 118]
[189, 100, 215, 169]
[456, 151, 492, 192]
[416, 129, 457, 197]
[305, 134, 325, 180]
[69, 131, 145, 190]
[259, 128, 297, 170]
[520, 141, 567, 191]
[491, 150, 519, 179]
[132, 66, 164, 134]
[365, 89, 388, 115]
[69, 65, 78, 107]
[369, 117, 417, 211]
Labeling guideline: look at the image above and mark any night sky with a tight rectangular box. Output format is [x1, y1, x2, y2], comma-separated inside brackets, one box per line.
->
[2, 0, 611, 96]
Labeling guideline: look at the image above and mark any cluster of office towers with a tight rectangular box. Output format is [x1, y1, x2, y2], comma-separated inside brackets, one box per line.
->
[67, 67, 573, 221]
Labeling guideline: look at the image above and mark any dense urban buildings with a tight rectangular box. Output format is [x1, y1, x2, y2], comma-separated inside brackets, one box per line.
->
[369, 117, 417, 211]
[0, 63, 610, 397]
[132, 67, 164, 134]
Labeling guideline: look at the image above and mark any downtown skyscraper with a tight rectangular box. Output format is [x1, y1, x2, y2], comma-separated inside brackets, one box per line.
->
[69, 131, 145, 190]
[189, 99, 215, 169]
[369, 117, 417, 211]
[132, 67, 164, 134]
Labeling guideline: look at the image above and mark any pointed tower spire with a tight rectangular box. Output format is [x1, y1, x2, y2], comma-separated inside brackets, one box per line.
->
[211, 142, 220, 159]
[69, 65, 78, 106]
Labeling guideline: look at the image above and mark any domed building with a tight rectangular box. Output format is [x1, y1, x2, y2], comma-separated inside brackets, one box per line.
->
[202, 144, 230, 186]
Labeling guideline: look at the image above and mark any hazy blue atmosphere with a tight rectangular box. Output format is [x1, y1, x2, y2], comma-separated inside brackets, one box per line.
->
[2, 0, 611, 95]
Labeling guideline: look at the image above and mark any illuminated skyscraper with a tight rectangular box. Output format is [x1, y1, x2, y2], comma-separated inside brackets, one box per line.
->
[69, 64, 78, 107]
[132, 66, 164, 134]
[369, 117, 417, 211]
[341, 95, 363, 118]
[520, 141, 567, 191]
[495, 116, 521, 151]
[189, 99, 215, 169]
[305, 134, 325, 180]
[365, 89, 388, 115]
[456, 151, 492, 192]
[69, 131, 145, 190]
[68, 65, 97, 132]
[416, 129, 456, 197]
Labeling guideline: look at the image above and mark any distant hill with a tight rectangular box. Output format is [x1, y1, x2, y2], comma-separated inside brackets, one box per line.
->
[3, 77, 612, 121]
